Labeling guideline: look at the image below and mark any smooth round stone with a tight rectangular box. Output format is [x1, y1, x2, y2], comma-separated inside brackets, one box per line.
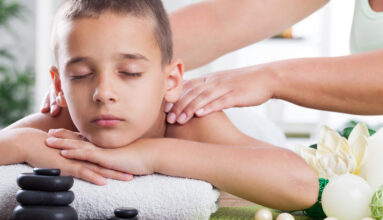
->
[33, 168, 61, 176]
[16, 190, 74, 206]
[107, 217, 138, 220]
[12, 205, 78, 220]
[114, 208, 138, 218]
[17, 173, 73, 192]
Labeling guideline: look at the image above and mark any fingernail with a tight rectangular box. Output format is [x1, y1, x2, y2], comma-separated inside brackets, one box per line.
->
[48, 129, 56, 134]
[46, 137, 56, 144]
[195, 109, 204, 116]
[50, 105, 56, 114]
[177, 113, 187, 124]
[61, 150, 67, 155]
[125, 174, 133, 180]
[99, 178, 107, 185]
[167, 112, 176, 124]
[164, 103, 173, 113]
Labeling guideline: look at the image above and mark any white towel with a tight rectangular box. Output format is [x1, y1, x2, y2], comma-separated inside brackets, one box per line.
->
[0, 164, 219, 220]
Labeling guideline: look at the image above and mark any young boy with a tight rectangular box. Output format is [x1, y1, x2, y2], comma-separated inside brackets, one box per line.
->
[0, 0, 318, 211]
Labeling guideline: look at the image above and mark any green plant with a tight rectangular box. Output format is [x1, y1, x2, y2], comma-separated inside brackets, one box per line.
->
[0, 0, 34, 126]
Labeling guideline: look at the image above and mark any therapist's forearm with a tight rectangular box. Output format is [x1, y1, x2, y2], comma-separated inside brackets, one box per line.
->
[170, 0, 329, 71]
[272, 49, 383, 115]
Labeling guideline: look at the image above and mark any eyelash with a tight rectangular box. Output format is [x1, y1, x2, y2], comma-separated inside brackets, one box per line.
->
[70, 72, 142, 80]
[120, 72, 142, 78]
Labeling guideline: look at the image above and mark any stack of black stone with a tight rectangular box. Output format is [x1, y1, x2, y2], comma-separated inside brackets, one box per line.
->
[12, 168, 78, 220]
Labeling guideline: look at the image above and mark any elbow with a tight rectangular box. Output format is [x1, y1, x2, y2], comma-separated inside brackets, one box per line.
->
[286, 160, 319, 211]
[293, 167, 319, 210]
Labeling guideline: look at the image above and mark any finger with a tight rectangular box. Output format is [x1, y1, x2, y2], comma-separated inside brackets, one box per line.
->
[85, 163, 133, 181]
[49, 88, 62, 117]
[50, 104, 62, 117]
[197, 91, 236, 116]
[61, 149, 107, 168]
[48, 128, 85, 141]
[177, 88, 232, 124]
[167, 85, 206, 124]
[46, 137, 89, 150]
[164, 102, 174, 113]
[40, 90, 51, 113]
[70, 164, 107, 185]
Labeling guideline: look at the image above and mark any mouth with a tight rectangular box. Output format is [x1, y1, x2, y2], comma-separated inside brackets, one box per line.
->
[91, 114, 125, 127]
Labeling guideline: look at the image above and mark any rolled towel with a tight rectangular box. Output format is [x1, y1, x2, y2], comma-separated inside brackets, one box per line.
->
[0, 164, 219, 220]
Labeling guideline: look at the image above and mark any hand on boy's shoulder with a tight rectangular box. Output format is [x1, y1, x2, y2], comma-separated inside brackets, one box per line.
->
[5, 108, 77, 133]
[166, 111, 270, 147]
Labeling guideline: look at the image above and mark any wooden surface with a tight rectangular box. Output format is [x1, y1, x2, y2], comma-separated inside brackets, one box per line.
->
[218, 191, 257, 207]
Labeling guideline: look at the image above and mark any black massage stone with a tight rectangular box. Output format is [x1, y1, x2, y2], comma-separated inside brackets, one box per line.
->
[33, 168, 61, 176]
[16, 190, 74, 206]
[17, 173, 74, 191]
[107, 217, 138, 220]
[12, 205, 78, 220]
[114, 208, 138, 218]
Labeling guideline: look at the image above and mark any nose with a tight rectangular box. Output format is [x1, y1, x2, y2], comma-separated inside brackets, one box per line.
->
[92, 74, 120, 104]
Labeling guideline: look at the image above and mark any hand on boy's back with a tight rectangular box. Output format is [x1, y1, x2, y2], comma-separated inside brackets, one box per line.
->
[46, 128, 155, 177]
[40, 85, 62, 117]
[20, 128, 133, 185]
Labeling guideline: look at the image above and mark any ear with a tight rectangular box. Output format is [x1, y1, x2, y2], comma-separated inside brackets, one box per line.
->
[164, 59, 184, 103]
[49, 66, 67, 107]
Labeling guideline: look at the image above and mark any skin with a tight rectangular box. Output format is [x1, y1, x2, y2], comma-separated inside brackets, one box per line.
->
[1, 12, 319, 210]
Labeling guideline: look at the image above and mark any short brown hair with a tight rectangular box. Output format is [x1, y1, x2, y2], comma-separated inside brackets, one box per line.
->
[52, 0, 172, 65]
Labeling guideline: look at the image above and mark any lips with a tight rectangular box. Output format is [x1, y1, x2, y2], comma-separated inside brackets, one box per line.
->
[91, 115, 124, 127]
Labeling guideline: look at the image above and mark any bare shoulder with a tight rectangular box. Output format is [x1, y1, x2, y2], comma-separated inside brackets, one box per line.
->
[4, 108, 77, 132]
[166, 111, 271, 147]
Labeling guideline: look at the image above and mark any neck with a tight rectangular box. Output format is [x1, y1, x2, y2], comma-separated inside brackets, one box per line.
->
[369, 0, 383, 12]
[142, 105, 167, 139]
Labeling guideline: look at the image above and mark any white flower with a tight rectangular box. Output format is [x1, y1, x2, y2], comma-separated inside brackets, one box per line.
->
[295, 123, 369, 179]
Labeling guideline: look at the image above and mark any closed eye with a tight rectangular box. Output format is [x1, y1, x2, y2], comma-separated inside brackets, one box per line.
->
[70, 73, 93, 80]
[120, 72, 142, 78]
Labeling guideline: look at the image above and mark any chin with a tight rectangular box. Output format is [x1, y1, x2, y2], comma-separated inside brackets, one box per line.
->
[86, 133, 139, 149]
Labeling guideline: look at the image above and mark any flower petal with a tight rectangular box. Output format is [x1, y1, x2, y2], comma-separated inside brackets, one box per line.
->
[348, 123, 369, 146]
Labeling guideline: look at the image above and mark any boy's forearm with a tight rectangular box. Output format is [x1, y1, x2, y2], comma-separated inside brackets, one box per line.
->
[270, 49, 383, 115]
[151, 138, 318, 210]
[0, 128, 29, 165]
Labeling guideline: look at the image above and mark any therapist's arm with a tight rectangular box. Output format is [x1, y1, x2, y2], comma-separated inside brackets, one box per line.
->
[167, 49, 383, 124]
[170, 0, 329, 70]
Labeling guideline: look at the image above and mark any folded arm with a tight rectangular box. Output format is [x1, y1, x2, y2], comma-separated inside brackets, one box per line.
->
[49, 112, 318, 210]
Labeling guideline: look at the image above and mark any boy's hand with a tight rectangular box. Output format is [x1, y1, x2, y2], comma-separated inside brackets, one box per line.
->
[40, 84, 62, 117]
[21, 128, 132, 185]
[46, 129, 155, 176]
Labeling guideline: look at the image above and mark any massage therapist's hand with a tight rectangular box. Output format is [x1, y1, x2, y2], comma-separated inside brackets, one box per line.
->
[21, 128, 133, 185]
[40, 84, 62, 117]
[165, 64, 277, 124]
[46, 129, 155, 176]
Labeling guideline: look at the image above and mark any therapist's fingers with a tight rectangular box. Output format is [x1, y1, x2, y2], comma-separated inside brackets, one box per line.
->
[40, 90, 51, 113]
[195, 92, 236, 116]
[49, 88, 62, 117]
[167, 84, 209, 124]
[176, 88, 232, 124]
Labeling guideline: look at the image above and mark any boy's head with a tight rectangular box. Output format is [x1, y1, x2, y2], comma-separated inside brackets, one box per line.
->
[50, 0, 183, 148]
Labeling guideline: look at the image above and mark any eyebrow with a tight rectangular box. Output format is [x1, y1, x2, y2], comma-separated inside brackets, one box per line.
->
[66, 53, 149, 67]
[119, 53, 149, 61]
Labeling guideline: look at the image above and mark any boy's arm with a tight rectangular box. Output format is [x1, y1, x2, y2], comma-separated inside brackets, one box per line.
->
[50, 112, 318, 210]
[5, 108, 76, 132]
[164, 112, 318, 210]
[0, 110, 132, 184]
